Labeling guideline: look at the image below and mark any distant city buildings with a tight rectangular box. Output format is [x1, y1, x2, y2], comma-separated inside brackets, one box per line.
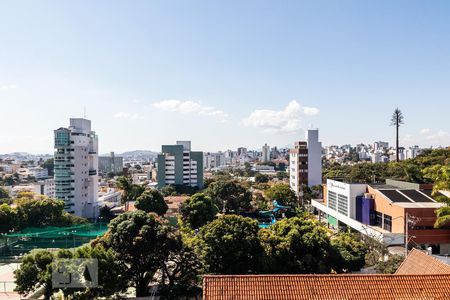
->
[289, 129, 323, 195]
[157, 141, 203, 189]
[99, 152, 123, 175]
[261, 144, 270, 162]
[54, 118, 99, 218]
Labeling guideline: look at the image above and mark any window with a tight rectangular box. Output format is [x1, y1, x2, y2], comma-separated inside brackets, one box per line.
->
[337, 194, 348, 215]
[375, 212, 383, 228]
[383, 215, 392, 232]
[328, 191, 337, 210]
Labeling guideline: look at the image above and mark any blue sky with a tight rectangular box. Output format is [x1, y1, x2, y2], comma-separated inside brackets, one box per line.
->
[0, 0, 449, 154]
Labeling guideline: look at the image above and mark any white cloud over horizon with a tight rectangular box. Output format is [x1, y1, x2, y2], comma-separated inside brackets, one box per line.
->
[151, 99, 229, 123]
[113, 112, 144, 120]
[242, 100, 319, 133]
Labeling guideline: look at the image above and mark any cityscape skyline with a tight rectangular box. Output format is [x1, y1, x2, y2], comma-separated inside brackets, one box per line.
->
[1, 1, 449, 153]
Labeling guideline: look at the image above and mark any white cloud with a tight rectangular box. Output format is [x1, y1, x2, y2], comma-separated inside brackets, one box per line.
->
[426, 129, 448, 140]
[113, 112, 143, 120]
[242, 100, 319, 133]
[152, 99, 228, 122]
[420, 128, 430, 134]
[0, 84, 17, 90]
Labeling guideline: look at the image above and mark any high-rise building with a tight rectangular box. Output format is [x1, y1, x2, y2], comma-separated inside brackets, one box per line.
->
[261, 144, 270, 162]
[289, 129, 322, 195]
[54, 118, 99, 217]
[99, 152, 123, 175]
[237, 147, 247, 157]
[157, 141, 203, 188]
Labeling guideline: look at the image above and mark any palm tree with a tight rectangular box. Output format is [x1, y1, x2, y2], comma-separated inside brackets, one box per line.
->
[390, 108, 404, 162]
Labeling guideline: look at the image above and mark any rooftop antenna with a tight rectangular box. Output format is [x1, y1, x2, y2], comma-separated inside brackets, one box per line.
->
[83, 106, 87, 118]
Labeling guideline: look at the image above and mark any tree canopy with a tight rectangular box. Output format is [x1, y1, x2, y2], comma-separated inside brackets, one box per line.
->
[265, 183, 297, 207]
[135, 189, 168, 216]
[180, 193, 218, 229]
[205, 180, 252, 213]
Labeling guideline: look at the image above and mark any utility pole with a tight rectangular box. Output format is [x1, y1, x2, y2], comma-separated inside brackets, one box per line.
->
[405, 212, 409, 257]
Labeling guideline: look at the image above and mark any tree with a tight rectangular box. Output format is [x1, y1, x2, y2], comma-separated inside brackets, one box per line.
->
[116, 176, 145, 204]
[196, 215, 262, 274]
[205, 180, 252, 213]
[99, 205, 115, 222]
[14, 250, 54, 300]
[103, 211, 176, 297]
[180, 193, 218, 229]
[0, 186, 10, 200]
[74, 244, 127, 298]
[374, 254, 404, 274]
[259, 217, 336, 274]
[135, 189, 168, 216]
[331, 233, 367, 272]
[390, 108, 404, 162]
[0, 203, 18, 233]
[159, 234, 202, 299]
[255, 173, 269, 183]
[265, 183, 297, 207]
[423, 164, 450, 228]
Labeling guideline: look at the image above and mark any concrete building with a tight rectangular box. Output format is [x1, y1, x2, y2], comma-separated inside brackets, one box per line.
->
[289, 129, 322, 195]
[10, 178, 55, 198]
[157, 141, 203, 189]
[99, 152, 123, 175]
[312, 179, 450, 254]
[54, 118, 99, 218]
[261, 144, 270, 162]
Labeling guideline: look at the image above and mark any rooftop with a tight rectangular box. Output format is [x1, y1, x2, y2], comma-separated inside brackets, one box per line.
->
[203, 274, 450, 300]
[395, 248, 450, 275]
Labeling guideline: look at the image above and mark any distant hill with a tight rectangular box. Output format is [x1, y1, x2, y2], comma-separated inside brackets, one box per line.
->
[99, 150, 159, 161]
[0, 152, 53, 161]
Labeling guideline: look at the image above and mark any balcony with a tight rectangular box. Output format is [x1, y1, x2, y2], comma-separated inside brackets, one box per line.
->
[89, 170, 97, 176]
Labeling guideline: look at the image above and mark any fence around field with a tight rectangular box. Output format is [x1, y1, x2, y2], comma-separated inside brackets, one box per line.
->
[0, 223, 107, 257]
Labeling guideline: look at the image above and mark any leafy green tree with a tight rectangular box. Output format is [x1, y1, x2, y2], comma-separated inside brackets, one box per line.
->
[15, 197, 66, 228]
[116, 176, 145, 204]
[74, 244, 127, 298]
[423, 164, 450, 228]
[265, 183, 297, 207]
[276, 171, 288, 180]
[196, 215, 262, 274]
[0, 186, 10, 200]
[374, 254, 404, 274]
[14, 250, 54, 300]
[160, 235, 202, 299]
[160, 185, 177, 197]
[258, 217, 335, 274]
[103, 211, 176, 297]
[180, 193, 218, 229]
[98, 205, 115, 222]
[0, 203, 18, 233]
[205, 180, 252, 213]
[135, 189, 168, 216]
[255, 173, 269, 183]
[331, 233, 367, 272]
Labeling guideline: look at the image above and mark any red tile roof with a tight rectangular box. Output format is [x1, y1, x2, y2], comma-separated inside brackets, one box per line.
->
[203, 274, 450, 300]
[395, 248, 450, 275]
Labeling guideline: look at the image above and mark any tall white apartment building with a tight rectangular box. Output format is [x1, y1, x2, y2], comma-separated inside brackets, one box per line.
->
[289, 129, 322, 195]
[54, 118, 99, 218]
[261, 144, 270, 162]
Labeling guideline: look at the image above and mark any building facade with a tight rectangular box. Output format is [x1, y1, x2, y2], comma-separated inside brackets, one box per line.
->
[99, 152, 123, 175]
[261, 144, 270, 162]
[289, 129, 322, 195]
[157, 141, 203, 189]
[54, 118, 99, 218]
[312, 179, 450, 254]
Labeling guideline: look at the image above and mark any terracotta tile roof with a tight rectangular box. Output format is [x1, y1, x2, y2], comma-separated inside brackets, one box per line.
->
[395, 248, 450, 275]
[203, 274, 450, 300]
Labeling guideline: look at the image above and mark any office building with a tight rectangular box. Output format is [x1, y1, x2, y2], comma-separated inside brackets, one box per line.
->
[289, 129, 322, 195]
[261, 144, 270, 162]
[157, 141, 203, 189]
[312, 179, 450, 254]
[54, 118, 99, 218]
[99, 152, 123, 175]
